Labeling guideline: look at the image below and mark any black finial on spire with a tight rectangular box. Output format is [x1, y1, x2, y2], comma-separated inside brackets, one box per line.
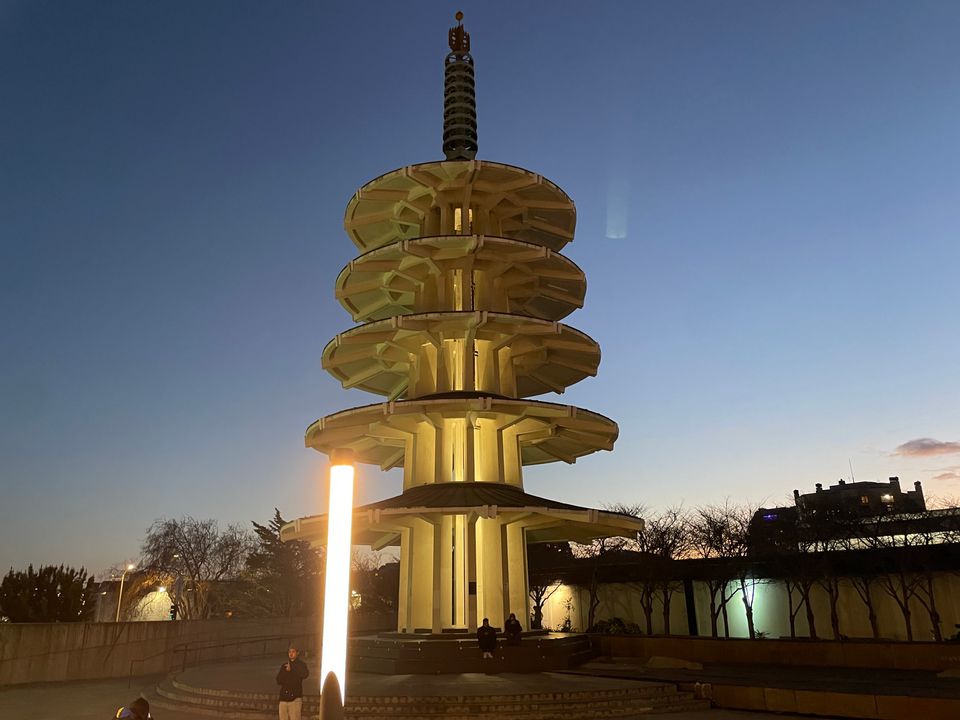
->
[449, 11, 470, 52]
[443, 12, 478, 161]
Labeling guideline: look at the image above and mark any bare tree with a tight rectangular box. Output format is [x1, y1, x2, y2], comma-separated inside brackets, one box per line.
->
[527, 543, 570, 629]
[570, 503, 645, 631]
[140, 517, 252, 619]
[861, 514, 922, 641]
[528, 580, 562, 630]
[634, 506, 690, 635]
[847, 571, 881, 639]
[867, 511, 955, 642]
[688, 502, 754, 638]
[803, 512, 850, 640]
[351, 548, 399, 615]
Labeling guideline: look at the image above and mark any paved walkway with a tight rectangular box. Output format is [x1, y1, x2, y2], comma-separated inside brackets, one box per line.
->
[0, 669, 782, 720]
[575, 658, 960, 698]
[179, 656, 686, 696]
[0, 674, 166, 720]
[5, 652, 960, 719]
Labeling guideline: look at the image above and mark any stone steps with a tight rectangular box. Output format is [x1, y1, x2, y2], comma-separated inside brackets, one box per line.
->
[147, 674, 709, 719]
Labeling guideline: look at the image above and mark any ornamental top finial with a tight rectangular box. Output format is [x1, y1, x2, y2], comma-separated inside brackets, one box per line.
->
[449, 11, 470, 53]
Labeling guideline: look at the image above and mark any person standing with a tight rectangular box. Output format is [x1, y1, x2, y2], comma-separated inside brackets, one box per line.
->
[477, 617, 498, 659]
[276, 645, 309, 720]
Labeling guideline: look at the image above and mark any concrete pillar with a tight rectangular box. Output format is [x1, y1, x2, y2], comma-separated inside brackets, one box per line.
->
[466, 515, 478, 632]
[440, 514, 455, 627]
[397, 526, 414, 632]
[505, 522, 529, 623]
[431, 519, 443, 633]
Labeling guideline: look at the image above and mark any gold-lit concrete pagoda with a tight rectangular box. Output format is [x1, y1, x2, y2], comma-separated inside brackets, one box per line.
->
[282, 13, 642, 634]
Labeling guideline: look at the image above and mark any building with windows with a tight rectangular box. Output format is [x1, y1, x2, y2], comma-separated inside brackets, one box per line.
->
[794, 476, 925, 518]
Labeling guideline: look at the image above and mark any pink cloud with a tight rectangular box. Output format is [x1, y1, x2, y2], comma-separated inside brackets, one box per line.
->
[931, 470, 960, 482]
[893, 438, 960, 457]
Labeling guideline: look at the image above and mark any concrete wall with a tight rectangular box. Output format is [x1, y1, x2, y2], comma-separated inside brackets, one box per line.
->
[0, 613, 394, 686]
[536, 570, 960, 642]
[599, 634, 960, 673]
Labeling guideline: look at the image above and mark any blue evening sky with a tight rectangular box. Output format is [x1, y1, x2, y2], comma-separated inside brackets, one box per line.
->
[2, 1, 959, 575]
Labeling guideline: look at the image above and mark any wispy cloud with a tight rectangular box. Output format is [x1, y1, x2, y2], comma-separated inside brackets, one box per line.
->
[893, 438, 960, 457]
[929, 464, 960, 482]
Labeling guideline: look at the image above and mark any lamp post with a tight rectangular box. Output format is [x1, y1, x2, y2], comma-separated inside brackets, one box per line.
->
[115, 563, 135, 622]
[319, 449, 355, 720]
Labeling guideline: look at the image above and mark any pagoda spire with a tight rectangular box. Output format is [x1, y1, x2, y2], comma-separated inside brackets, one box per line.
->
[443, 11, 478, 160]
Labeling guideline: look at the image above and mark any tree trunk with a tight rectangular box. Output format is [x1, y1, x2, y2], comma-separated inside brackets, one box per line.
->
[660, 586, 672, 635]
[708, 586, 719, 638]
[802, 585, 818, 639]
[720, 597, 730, 638]
[531, 604, 543, 630]
[585, 569, 605, 632]
[851, 577, 880, 639]
[867, 605, 880, 639]
[923, 575, 942, 642]
[785, 582, 797, 638]
[901, 604, 914, 641]
[826, 580, 841, 640]
[895, 575, 914, 642]
[739, 578, 755, 639]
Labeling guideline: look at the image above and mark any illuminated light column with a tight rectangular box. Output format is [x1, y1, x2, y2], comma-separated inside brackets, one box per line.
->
[319, 449, 354, 718]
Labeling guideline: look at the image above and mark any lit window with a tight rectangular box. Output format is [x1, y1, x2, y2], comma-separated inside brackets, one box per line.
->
[453, 207, 472, 234]
[860, 496, 869, 505]
[881, 494, 894, 504]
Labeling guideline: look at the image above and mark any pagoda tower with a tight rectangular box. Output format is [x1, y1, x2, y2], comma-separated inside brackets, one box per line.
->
[282, 14, 642, 634]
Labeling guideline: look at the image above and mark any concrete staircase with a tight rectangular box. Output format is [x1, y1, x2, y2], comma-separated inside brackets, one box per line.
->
[147, 673, 710, 719]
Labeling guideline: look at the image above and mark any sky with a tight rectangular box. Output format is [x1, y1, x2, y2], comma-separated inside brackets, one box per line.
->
[2, 1, 959, 576]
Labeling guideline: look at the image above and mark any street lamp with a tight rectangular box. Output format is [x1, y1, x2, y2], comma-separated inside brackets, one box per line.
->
[115, 564, 135, 622]
[319, 449, 355, 720]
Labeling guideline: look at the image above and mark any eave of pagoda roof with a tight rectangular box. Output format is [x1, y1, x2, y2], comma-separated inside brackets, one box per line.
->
[280, 481, 644, 548]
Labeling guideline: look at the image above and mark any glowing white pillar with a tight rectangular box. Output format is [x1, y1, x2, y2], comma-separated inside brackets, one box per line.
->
[319, 449, 354, 717]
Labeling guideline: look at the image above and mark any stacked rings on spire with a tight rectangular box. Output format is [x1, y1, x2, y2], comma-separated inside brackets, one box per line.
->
[443, 14, 477, 160]
[443, 53, 477, 160]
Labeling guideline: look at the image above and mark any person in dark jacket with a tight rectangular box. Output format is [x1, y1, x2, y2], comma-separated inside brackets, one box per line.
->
[276, 645, 309, 720]
[504, 612, 523, 645]
[477, 617, 498, 659]
[114, 697, 152, 719]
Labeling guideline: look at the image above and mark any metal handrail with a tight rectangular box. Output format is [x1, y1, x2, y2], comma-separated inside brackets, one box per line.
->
[127, 633, 308, 687]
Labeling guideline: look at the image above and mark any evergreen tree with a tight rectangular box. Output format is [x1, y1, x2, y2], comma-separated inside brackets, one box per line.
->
[244, 509, 323, 617]
[0, 565, 95, 622]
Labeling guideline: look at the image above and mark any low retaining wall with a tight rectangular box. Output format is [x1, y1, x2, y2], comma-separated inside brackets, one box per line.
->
[599, 634, 960, 672]
[0, 614, 395, 686]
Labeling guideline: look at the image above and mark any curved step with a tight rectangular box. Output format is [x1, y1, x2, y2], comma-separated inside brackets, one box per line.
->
[147, 673, 709, 719]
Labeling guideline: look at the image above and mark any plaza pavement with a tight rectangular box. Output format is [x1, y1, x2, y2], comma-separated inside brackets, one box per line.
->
[0, 672, 791, 720]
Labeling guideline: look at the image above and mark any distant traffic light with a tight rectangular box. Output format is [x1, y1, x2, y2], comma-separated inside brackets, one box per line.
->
[169, 603, 179, 620]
